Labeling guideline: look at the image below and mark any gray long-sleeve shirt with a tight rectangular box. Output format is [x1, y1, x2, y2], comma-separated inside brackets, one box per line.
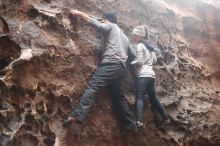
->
[89, 19, 135, 66]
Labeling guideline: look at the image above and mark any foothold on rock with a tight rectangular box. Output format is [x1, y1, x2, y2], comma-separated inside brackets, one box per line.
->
[19, 49, 33, 61]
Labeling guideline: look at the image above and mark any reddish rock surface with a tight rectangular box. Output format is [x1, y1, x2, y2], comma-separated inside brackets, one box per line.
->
[0, 0, 219, 146]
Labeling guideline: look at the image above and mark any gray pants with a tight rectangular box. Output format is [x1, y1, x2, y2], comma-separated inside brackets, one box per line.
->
[69, 63, 137, 132]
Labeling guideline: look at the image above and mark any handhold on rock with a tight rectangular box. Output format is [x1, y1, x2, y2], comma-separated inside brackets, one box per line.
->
[19, 49, 33, 61]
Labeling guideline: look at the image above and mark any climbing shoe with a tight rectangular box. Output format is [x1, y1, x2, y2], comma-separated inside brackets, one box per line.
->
[62, 117, 81, 127]
[136, 121, 145, 128]
[157, 118, 171, 131]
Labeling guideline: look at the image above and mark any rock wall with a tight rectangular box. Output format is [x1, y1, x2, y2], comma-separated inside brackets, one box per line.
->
[0, 0, 219, 146]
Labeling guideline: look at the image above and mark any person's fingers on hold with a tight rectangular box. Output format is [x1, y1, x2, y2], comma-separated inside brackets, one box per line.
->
[70, 9, 79, 15]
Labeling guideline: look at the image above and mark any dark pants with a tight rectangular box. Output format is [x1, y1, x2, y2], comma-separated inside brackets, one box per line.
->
[136, 77, 167, 122]
[69, 63, 137, 131]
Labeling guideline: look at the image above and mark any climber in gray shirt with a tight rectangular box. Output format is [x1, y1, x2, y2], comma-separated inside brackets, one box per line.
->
[63, 9, 137, 134]
[90, 18, 133, 66]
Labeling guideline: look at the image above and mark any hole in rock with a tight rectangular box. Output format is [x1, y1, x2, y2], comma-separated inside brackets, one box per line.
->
[0, 133, 10, 146]
[0, 59, 9, 70]
[28, 7, 39, 19]
[0, 17, 9, 34]
[44, 138, 55, 146]
[0, 36, 21, 69]
[25, 114, 33, 125]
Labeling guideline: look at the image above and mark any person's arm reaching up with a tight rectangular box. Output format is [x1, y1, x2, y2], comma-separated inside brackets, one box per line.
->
[70, 9, 111, 32]
[70, 9, 91, 22]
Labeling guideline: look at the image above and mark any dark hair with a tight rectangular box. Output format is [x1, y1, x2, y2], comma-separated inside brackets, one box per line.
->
[142, 40, 155, 52]
[103, 12, 117, 24]
[144, 27, 149, 40]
